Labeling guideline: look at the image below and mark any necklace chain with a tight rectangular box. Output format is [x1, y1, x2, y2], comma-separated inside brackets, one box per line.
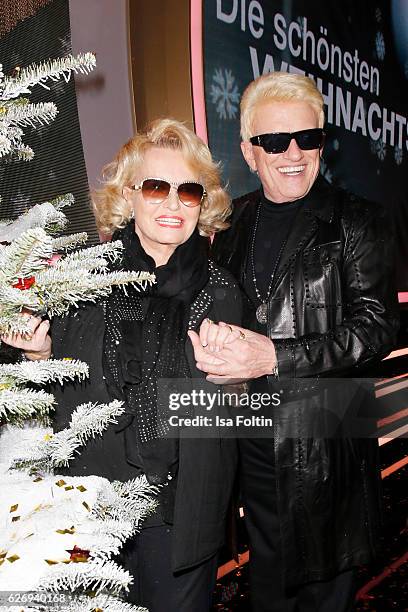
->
[250, 202, 288, 307]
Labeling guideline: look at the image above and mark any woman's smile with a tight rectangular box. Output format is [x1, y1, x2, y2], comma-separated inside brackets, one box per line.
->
[155, 215, 184, 228]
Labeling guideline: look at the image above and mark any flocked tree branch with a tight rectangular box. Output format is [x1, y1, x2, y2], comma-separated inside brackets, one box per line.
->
[0, 358, 89, 387]
[0, 388, 55, 422]
[0, 53, 96, 161]
[52, 232, 88, 251]
[0, 196, 73, 242]
[12, 400, 126, 470]
[0, 229, 155, 335]
[0, 359, 89, 424]
[0, 53, 97, 100]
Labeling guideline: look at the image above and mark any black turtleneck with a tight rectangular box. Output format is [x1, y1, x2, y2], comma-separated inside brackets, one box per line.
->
[244, 189, 306, 332]
[243, 188, 308, 396]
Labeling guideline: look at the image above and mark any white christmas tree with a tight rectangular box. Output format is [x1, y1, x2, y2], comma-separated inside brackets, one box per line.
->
[0, 386, 157, 612]
[0, 52, 157, 612]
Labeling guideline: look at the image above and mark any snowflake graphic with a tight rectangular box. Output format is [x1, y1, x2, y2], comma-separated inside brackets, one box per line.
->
[333, 139, 340, 151]
[375, 7, 382, 22]
[394, 146, 403, 165]
[210, 68, 240, 120]
[376, 139, 386, 160]
[320, 157, 333, 184]
[375, 32, 385, 60]
[370, 137, 386, 161]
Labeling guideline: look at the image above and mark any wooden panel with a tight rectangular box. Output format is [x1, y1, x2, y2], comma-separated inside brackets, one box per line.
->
[128, 0, 194, 130]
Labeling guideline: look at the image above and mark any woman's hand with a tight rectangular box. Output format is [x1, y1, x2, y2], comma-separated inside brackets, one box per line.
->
[1, 314, 52, 361]
[198, 319, 242, 352]
[188, 325, 277, 383]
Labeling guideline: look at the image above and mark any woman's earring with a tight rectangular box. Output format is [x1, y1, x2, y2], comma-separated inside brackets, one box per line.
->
[129, 209, 135, 219]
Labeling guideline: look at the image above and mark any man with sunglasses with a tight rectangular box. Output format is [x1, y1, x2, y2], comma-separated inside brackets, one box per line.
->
[189, 72, 398, 611]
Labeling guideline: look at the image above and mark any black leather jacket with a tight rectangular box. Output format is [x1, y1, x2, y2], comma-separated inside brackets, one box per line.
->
[211, 176, 399, 587]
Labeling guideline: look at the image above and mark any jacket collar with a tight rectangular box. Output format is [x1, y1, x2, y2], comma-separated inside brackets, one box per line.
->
[301, 175, 336, 223]
[233, 176, 336, 294]
[235, 175, 335, 224]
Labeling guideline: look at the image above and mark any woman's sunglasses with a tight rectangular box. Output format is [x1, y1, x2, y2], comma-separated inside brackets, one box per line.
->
[131, 178, 206, 207]
[250, 128, 325, 154]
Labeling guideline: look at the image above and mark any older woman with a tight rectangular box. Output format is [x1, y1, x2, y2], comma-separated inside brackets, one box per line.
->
[16, 119, 241, 611]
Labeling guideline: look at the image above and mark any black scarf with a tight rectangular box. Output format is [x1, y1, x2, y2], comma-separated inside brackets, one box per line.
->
[103, 221, 209, 486]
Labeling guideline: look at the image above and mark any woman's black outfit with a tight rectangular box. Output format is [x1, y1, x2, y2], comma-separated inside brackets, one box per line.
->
[51, 223, 242, 611]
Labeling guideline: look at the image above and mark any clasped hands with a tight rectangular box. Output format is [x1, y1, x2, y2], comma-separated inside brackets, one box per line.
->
[188, 318, 277, 384]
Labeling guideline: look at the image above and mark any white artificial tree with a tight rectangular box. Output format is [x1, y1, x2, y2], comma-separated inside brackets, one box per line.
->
[0, 52, 158, 612]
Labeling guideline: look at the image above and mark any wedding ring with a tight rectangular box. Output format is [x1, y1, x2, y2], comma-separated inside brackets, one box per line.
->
[206, 318, 214, 325]
[239, 330, 246, 340]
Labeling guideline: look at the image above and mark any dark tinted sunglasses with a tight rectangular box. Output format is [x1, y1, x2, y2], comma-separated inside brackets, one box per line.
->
[250, 128, 325, 154]
[131, 178, 206, 207]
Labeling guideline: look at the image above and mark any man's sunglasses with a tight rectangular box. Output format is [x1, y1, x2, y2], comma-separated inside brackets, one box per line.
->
[250, 128, 325, 154]
[131, 178, 206, 207]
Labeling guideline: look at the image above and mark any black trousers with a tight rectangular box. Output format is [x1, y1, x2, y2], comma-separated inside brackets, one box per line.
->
[240, 438, 357, 612]
[118, 524, 218, 612]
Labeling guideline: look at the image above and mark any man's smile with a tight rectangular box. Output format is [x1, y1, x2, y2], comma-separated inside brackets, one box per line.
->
[277, 165, 306, 175]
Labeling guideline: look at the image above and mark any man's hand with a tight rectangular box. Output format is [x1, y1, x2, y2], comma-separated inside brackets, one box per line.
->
[188, 322, 277, 383]
[1, 314, 52, 361]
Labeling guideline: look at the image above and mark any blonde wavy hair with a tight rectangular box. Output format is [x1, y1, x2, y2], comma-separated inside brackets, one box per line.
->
[92, 118, 231, 237]
[240, 72, 325, 141]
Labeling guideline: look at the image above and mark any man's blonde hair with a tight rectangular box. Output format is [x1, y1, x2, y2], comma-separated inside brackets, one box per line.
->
[240, 72, 325, 141]
[93, 118, 231, 237]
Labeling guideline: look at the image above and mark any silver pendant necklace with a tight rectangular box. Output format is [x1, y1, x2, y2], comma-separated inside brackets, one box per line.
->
[250, 203, 287, 324]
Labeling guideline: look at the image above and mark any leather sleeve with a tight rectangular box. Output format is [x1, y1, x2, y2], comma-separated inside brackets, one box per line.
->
[273, 205, 399, 378]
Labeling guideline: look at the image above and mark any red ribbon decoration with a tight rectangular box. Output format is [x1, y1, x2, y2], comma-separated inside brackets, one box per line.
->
[12, 276, 35, 290]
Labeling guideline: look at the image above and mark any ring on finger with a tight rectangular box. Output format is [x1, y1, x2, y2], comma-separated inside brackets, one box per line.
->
[206, 318, 214, 325]
[239, 330, 246, 340]
[226, 324, 233, 334]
